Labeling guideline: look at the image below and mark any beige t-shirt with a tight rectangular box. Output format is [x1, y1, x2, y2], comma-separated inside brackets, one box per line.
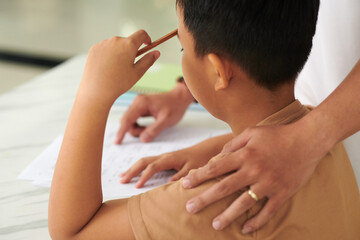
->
[128, 100, 360, 240]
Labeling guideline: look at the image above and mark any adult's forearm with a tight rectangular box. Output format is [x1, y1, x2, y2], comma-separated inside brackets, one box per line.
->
[319, 59, 360, 142]
[49, 89, 112, 238]
[295, 59, 360, 153]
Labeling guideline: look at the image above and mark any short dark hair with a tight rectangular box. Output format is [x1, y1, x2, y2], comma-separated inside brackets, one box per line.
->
[176, 0, 320, 90]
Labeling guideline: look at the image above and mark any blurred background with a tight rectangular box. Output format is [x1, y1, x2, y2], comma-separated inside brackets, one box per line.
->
[0, 0, 181, 94]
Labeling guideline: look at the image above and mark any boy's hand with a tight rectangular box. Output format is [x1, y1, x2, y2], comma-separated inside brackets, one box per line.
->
[80, 30, 160, 104]
[120, 147, 211, 188]
[119, 134, 232, 188]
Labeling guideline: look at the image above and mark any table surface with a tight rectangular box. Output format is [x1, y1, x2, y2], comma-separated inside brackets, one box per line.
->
[0, 55, 227, 239]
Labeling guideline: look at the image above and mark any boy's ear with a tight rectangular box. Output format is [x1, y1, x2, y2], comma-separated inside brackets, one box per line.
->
[207, 54, 232, 91]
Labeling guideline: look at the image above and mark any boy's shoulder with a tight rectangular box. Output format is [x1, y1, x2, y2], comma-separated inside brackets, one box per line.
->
[257, 141, 360, 239]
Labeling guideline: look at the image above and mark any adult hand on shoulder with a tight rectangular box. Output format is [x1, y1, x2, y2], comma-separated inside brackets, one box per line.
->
[182, 117, 334, 234]
[114, 82, 194, 144]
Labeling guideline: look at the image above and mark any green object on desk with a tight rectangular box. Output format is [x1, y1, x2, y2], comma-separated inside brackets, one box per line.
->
[130, 63, 182, 94]
[115, 63, 205, 111]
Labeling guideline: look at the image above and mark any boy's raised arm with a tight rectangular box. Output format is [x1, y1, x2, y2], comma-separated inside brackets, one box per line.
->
[48, 30, 160, 240]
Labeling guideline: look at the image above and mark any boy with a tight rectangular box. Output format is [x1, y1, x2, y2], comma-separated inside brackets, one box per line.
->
[48, 0, 360, 239]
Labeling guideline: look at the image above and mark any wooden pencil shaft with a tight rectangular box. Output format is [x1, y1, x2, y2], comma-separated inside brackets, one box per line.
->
[136, 29, 178, 57]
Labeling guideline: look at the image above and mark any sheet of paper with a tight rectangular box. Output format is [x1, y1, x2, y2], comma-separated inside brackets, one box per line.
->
[18, 122, 229, 199]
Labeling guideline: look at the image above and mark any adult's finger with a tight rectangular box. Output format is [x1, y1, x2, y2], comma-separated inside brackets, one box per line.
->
[182, 152, 241, 189]
[222, 128, 252, 153]
[139, 112, 168, 142]
[212, 184, 263, 231]
[242, 194, 285, 234]
[185, 170, 253, 214]
[169, 166, 190, 182]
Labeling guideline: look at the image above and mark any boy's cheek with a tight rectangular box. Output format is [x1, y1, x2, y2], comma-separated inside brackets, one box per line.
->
[181, 55, 189, 84]
[181, 57, 195, 91]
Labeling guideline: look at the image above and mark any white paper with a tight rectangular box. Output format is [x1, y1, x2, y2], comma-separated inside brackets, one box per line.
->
[18, 122, 229, 199]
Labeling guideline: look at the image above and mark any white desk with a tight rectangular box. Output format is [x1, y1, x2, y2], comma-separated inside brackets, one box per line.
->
[0, 55, 227, 239]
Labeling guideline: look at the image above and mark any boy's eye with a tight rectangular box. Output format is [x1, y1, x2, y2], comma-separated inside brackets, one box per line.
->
[180, 48, 184, 52]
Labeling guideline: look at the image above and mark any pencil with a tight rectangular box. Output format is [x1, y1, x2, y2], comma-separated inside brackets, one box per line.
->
[136, 29, 178, 57]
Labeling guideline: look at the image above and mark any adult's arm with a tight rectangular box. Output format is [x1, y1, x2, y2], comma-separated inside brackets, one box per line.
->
[183, 59, 360, 233]
[315, 59, 360, 141]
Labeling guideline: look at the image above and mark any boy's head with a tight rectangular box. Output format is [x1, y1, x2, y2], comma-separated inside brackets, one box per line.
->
[176, 0, 319, 122]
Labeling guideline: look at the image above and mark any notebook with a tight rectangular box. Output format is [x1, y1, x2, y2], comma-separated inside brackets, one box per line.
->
[115, 62, 205, 111]
[130, 62, 182, 94]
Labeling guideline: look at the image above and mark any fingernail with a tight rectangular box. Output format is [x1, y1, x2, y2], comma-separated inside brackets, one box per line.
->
[212, 220, 222, 230]
[186, 201, 196, 213]
[141, 133, 151, 142]
[182, 178, 191, 188]
[154, 51, 160, 60]
[242, 226, 253, 234]
[120, 177, 127, 183]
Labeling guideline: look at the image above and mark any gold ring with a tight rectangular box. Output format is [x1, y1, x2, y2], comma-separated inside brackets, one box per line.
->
[247, 189, 259, 202]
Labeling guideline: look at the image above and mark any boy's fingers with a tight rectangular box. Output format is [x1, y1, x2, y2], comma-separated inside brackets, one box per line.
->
[136, 157, 174, 188]
[135, 51, 160, 79]
[120, 157, 154, 183]
[140, 112, 168, 142]
[128, 29, 152, 50]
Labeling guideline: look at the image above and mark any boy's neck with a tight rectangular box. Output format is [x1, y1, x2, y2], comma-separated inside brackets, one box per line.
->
[219, 78, 295, 136]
